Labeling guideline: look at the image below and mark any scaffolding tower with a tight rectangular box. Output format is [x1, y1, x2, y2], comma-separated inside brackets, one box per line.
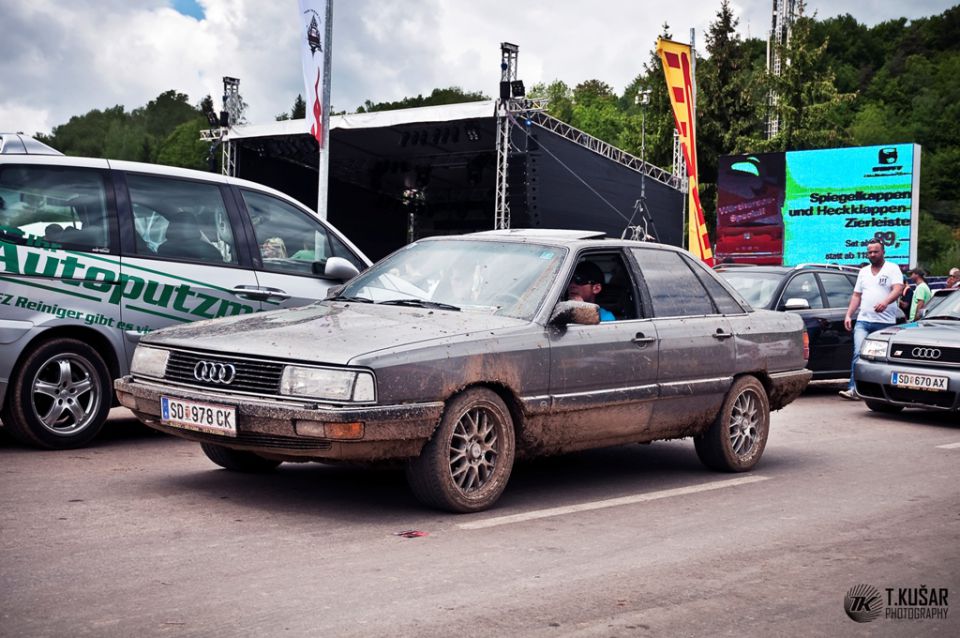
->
[766, 0, 798, 138]
[199, 76, 244, 176]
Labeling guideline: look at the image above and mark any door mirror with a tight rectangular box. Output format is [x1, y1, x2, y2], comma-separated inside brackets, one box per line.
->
[313, 256, 360, 282]
[549, 300, 600, 327]
[783, 298, 810, 311]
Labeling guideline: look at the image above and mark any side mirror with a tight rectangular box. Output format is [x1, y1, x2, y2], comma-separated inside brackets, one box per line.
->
[313, 256, 360, 282]
[549, 300, 600, 327]
[782, 298, 810, 311]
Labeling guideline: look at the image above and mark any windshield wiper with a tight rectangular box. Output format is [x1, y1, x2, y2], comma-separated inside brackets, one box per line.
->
[379, 298, 461, 311]
[925, 314, 960, 321]
[328, 294, 374, 303]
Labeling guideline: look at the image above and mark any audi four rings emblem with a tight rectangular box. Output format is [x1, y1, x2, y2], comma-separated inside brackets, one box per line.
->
[911, 347, 941, 360]
[194, 361, 237, 384]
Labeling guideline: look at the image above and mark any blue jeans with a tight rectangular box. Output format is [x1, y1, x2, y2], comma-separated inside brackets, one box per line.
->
[849, 320, 894, 390]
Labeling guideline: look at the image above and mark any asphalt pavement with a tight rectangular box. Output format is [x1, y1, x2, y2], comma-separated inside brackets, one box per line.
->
[1, 384, 958, 637]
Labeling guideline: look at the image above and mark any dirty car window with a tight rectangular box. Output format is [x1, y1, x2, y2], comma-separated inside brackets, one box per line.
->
[339, 240, 567, 320]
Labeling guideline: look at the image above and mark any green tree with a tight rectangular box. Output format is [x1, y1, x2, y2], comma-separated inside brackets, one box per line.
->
[276, 94, 307, 121]
[356, 86, 488, 113]
[154, 118, 210, 170]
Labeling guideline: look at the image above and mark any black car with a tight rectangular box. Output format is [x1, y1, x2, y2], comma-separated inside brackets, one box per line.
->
[717, 264, 866, 379]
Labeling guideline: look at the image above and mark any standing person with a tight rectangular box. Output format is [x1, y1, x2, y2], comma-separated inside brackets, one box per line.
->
[908, 268, 932, 321]
[840, 239, 904, 399]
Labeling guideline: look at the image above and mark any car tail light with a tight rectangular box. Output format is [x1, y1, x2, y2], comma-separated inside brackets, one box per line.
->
[802, 330, 810, 361]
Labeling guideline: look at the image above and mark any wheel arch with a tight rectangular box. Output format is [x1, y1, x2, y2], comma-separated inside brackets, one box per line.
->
[445, 381, 525, 435]
[2, 326, 123, 411]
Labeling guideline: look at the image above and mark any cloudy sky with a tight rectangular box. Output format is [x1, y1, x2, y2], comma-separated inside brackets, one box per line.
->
[1, 0, 954, 136]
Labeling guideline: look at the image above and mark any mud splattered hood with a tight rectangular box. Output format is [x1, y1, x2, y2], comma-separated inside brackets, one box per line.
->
[140, 301, 530, 365]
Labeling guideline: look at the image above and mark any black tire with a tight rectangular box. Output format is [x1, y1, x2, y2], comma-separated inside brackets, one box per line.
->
[200, 442, 282, 472]
[406, 388, 516, 513]
[695, 375, 770, 472]
[1, 338, 112, 449]
[865, 400, 904, 414]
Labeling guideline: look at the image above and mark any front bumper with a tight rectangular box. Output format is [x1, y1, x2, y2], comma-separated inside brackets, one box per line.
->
[115, 376, 444, 460]
[854, 360, 960, 411]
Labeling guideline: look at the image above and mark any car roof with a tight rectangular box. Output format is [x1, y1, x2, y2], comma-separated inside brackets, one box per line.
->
[457, 229, 686, 252]
[716, 264, 860, 276]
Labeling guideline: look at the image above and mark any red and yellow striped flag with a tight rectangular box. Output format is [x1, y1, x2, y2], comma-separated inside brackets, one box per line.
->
[656, 38, 714, 265]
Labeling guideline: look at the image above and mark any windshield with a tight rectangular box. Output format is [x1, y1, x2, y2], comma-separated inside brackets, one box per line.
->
[925, 290, 960, 319]
[716, 271, 783, 309]
[337, 239, 567, 320]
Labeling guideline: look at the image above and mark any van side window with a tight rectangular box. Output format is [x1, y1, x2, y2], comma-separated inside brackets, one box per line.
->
[126, 174, 237, 265]
[0, 166, 113, 252]
[241, 190, 364, 274]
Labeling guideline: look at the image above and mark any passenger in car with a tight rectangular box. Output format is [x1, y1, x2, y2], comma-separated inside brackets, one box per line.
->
[567, 261, 615, 321]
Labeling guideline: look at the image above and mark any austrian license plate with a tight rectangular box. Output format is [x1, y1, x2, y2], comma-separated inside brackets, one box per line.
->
[890, 372, 948, 392]
[161, 396, 237, 437]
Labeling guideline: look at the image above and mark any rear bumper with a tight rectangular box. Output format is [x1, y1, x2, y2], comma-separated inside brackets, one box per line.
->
[855, 361, 960, 411]
[115, 376, 444, 460]
[767, 369, 813, 410]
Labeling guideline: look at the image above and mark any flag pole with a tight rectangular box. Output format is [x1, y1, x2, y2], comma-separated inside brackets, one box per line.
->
[316, 0, 333, 220]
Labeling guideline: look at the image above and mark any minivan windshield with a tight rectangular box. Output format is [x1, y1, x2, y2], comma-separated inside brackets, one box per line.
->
[337, 239, 567, 320]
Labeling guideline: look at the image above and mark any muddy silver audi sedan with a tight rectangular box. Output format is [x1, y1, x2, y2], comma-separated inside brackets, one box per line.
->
[116, 230, 810, 512]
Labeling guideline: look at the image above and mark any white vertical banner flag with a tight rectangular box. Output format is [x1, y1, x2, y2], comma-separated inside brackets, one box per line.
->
[298, 0, 329, 147]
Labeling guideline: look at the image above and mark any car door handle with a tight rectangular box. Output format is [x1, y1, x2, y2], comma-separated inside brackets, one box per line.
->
[231, 286, 291, 302]
[712, 329, 734, 340]
[632, 332, 657, 346]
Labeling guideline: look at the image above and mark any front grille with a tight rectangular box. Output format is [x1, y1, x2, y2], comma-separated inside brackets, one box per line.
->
[164, 350, 284, 395]
[884, 386, 957, 409]
[889, 343, 960, 366]
[152, 422, 332, 450]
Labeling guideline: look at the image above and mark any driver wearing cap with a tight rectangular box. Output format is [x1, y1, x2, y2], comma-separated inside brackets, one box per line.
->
[567, 261, 616, 322]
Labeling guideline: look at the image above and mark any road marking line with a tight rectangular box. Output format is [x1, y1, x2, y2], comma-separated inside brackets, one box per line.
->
[457, 474, 770, 530]
[936, 442, 960, 450]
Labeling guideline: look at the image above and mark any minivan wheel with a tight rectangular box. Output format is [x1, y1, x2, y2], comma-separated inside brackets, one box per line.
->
[406, 388, 516, 513]
[200, 442, 282, 472]
[2, 338, 112, 449]
[695, 375, 770, 472]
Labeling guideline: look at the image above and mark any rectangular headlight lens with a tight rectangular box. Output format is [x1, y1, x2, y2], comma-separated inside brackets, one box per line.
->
[130, 347, 169, 378]
[281, 366, 376, 402]
[860, 339, 888, 360]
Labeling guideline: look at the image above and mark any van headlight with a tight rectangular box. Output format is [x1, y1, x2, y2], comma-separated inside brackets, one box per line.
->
[860, 339, 888, 360]
[130, 347, 169, 378]
[280, 366, 376, 402]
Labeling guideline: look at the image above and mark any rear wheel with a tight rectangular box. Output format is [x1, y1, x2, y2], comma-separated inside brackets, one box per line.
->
[200, 442, 282, 472]
[406, 388, 516, 513]
[865, 400, 904, 414]
[1, 338, 112, 449]
[695, 375, 770, 472]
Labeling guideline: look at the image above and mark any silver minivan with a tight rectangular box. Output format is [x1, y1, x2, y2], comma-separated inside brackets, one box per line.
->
[0, 149, 370, 448]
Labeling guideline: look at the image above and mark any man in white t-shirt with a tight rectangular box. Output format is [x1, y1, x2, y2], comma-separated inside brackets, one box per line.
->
[840, 238, 904, 399]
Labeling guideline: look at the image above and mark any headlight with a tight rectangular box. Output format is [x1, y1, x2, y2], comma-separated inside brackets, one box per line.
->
[280, 366, 376, 402]
[130, 347, 169, 378]
[860, 339, 888, 360]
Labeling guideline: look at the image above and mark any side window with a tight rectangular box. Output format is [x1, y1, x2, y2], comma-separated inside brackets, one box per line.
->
[567, 252, 639, 321]
[0, 165, 113, 252]
[818, 272, 855, 308]
[241, 190, 363, 274]
[630, 248, 715, 317]
[779, 273, 823, 309]
[683, 255, 745, 315]
[126, 174, 237, 265]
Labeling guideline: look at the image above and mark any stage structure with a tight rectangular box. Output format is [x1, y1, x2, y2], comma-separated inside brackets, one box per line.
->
[221, 51, 686, 260]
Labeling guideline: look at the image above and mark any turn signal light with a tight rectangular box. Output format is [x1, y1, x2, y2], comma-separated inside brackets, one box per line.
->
[802, 330, 810, 361]
[295, 420, 365, 440]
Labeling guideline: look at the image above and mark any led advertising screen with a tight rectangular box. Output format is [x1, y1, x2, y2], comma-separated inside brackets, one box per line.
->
[716, 144, 921, 267]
